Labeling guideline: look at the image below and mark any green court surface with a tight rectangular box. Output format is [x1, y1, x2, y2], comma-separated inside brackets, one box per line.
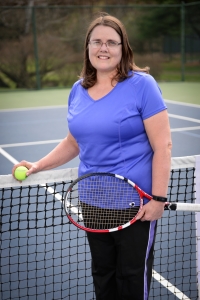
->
[159, 82, 200, 105]
[0, 82, 199, 110]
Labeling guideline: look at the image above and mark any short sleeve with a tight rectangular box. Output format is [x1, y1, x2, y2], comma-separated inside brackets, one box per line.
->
[68, 80, 81, 108]
[136, 74, 167, 120]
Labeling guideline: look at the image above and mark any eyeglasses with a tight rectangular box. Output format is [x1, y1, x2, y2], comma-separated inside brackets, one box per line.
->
[89, 40, 122, 49]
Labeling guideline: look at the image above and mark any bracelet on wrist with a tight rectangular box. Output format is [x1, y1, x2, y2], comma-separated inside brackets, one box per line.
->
[152, 195, 167, 202]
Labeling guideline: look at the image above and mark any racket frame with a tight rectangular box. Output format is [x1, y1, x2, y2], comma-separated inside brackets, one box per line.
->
[64, 172, 199, 233]
[64, 173, 152, 233]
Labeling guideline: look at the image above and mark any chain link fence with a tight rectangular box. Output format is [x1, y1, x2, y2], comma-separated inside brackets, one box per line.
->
[0, 3, 200, 89]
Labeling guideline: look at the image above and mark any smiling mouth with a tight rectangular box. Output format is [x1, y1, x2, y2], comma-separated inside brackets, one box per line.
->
[98, 56, 110, 59]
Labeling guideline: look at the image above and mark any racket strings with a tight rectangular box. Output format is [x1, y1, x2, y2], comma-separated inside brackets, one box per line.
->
[66, 175, 141, 230]
[81, 202, 139, 229]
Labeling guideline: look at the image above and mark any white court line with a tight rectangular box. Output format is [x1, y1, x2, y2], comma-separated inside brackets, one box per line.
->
[152, 270, 191, 300]
[0, 147, 192, 300]
[0, 105, 67, 112]
[1, 125, 200, 149]
[43, 185, 83, 219]
[0, 112, 199, 150]
[169, 113, 200, 124]
[171, 126, 200, 132]
[0, 99, 199, 113]
[0, 98, 199, 113]
[0, 147, 18, 164]
[0, 139, 62, 148]
[165, 99, 200, 108]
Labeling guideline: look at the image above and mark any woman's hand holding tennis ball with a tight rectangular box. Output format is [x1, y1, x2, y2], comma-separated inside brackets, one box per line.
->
[12, 161, 40, 181]
[14, 166, 28, 181]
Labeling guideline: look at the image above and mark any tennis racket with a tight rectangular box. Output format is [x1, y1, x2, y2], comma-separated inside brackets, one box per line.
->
[64, 172, 199, 233]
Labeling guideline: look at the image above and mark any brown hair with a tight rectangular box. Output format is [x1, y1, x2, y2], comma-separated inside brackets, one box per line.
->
[80, 13, 149, 89]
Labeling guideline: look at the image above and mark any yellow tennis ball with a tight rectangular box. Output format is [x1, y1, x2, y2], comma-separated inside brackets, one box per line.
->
[14, 166, 28, 181]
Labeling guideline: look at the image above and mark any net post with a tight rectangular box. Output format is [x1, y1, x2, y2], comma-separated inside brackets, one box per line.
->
[195, 155, 200, 296]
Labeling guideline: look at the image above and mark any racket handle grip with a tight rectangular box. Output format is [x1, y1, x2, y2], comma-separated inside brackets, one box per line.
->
[165, 202, 200, 212]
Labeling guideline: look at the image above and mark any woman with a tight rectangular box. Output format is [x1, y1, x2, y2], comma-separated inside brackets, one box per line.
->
[13, 13, 172, 300]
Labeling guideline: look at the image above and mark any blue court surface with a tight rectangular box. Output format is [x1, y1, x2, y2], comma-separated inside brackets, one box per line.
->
[0, 100, 200, 174]
[0, 98, 200, 299]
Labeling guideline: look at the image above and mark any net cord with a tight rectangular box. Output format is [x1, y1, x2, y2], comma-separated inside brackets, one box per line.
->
[0, 155, 199, 188]
[0, 167, 78, 188]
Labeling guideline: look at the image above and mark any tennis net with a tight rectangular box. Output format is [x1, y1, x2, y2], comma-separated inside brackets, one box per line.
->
[0, 155, 199, 300]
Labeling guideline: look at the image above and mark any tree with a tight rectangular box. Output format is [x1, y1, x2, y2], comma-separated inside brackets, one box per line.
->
[136, 2, 200, 42]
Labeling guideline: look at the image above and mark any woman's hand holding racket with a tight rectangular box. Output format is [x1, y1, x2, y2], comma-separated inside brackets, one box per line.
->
[136, 200, 165, 222]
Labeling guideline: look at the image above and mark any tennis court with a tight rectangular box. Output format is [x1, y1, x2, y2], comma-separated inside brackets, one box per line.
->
[0, 82, 200, 299]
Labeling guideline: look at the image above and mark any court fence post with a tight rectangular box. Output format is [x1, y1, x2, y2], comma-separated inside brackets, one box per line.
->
[32, 6, 41, 90]
[180, 1, 185, 82]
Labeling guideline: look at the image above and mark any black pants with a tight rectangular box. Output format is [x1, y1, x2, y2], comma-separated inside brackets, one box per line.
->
[87, 220, 157, 300]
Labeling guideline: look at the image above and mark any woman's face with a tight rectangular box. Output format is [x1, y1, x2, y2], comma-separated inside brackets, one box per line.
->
[88, 25, 122, 76]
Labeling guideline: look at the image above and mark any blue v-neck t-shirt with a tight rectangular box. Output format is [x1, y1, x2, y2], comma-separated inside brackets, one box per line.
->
[67, 71, 167, 201]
